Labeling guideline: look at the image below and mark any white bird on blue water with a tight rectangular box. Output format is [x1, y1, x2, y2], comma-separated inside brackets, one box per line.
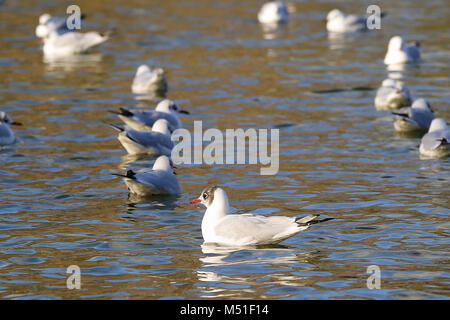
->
[419, 119, 450, 158]
[191, 186, 333, 246]
[42, 29, 111, 56]
[258, 1, 289, 25]
[384, 36, 421, 65]
[392, 98, 435, 133]
[374, 78, 412, 111]
[115, 155, 181, 196]
[131, 65, 168, 96]
[0, 112, 22, 145]
[110, 119, 173, 156]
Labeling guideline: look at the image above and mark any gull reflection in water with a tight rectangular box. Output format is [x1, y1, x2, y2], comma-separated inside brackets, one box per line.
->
[196, 243, 316, 297]
[43, 52, 105, 74]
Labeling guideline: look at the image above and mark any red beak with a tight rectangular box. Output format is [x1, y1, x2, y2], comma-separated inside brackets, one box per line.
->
[190, 198, 201, 204]
[11, 121, 22, 126]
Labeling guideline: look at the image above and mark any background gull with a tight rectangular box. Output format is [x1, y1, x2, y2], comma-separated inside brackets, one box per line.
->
[114, 155, 181, 196]
[419, 118, 450, 158]
[0, 112, 22, 145]
[109, 119, 173, 156]
[392, 98, 435, 132]
[131, 64, 168, 97]
[374, 78, 412, 110]
[384, 36, 421, 65]
[110, 99, 189, 132]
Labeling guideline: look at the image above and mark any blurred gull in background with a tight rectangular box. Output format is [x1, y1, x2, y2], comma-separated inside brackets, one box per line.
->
[419, 118, 450, 158]
[374, 78, 412, 111]
[392, 98, 435, 133]
[384, 36, 421, 65]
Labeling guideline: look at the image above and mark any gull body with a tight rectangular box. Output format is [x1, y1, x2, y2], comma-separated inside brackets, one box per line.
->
[384, 36, 421, 65]
[191, 186, 333, 247]
[374, 79, 412, 110]
[111, 119, 173, 156]
[392, 98, 434, 133]
[116, 155, 181, 196]
[419, 119, 450, 158]
[326, 9, 375, 33]
[0, 112, 21, 145]
[131, 65, 168, 95]
[257, 1, 289, 24]
[111, 99, 188, 132]
[42, 30, 110, 56]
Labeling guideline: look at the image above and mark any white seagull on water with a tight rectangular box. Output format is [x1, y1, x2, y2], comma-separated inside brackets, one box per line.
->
[131, 65, 168, 96]
[0, 112, 22, 145]
[109, 119, 173, 156]
[257, 1, 289, 25]
[374, 79, 412, 111]
[419, 118, 450, 158]
[110, 99, 189, 132]
[191, 186, 333, 247]
[114, 155, 181, 196]
[326, 9, 386, 33]
[41, 29, 112, 57]
[384, 36, 421, 65]
[392, 98, 435, 133]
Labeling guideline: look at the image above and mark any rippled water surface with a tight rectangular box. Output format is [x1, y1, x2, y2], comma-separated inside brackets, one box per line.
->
[0, 0, 449, 299]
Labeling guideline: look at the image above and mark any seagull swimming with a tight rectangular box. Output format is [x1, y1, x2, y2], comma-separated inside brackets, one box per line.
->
[326, 9, 386, 33]
[384, 36, 421, 65]
[42, 30, 111, 56]
[109, 119, 173, 156]
[131, 65, 168, 96]
[110, 99, 189, 132]
[0, 112, 22, 145]
[191, 186, 333, 246]
[392, 98, 435, 133]
[114, 155, 181, 196]
[257, 1, 289, 25]
[374, 78, 412, 111]
[35, 13, 86, 38]
[419, 119, 450, 158]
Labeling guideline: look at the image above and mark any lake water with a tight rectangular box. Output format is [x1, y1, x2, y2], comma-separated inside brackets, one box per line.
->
[0, 0, 449, 300]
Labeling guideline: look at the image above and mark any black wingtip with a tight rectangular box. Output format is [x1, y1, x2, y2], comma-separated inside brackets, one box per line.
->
[437, 138, 449, 146]
[392, 112, 409, 118]
[106, 122, 124, 132]
[119, 107, 134, 117]
[113, 170, 136, 179]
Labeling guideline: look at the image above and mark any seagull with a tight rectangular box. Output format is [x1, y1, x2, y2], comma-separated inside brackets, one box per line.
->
[257, 1, 289, 25]
[109, 119, 173, 156]
[42, 30, 112, 56]
[392, 98, 435, 133]
[114, 155, 181, 196]
[374, 79, 412, 110]
[419, 119, 450, 158]
[384, 36, 421, 65]
[35, 13, 86, 38]
[131, 65, 168, 96]
[326, 9, 386, 33]
[110, 99, 189, 132]
[0, 112, 22, 145]
[191, 186, 333, 246]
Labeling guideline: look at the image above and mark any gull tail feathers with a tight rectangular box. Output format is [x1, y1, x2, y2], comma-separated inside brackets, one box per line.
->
[113, 170, 136, 179]
[295, 214, 334, 226]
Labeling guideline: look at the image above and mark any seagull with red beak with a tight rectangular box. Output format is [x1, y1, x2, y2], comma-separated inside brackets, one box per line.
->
[191, 186, 333, 247]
